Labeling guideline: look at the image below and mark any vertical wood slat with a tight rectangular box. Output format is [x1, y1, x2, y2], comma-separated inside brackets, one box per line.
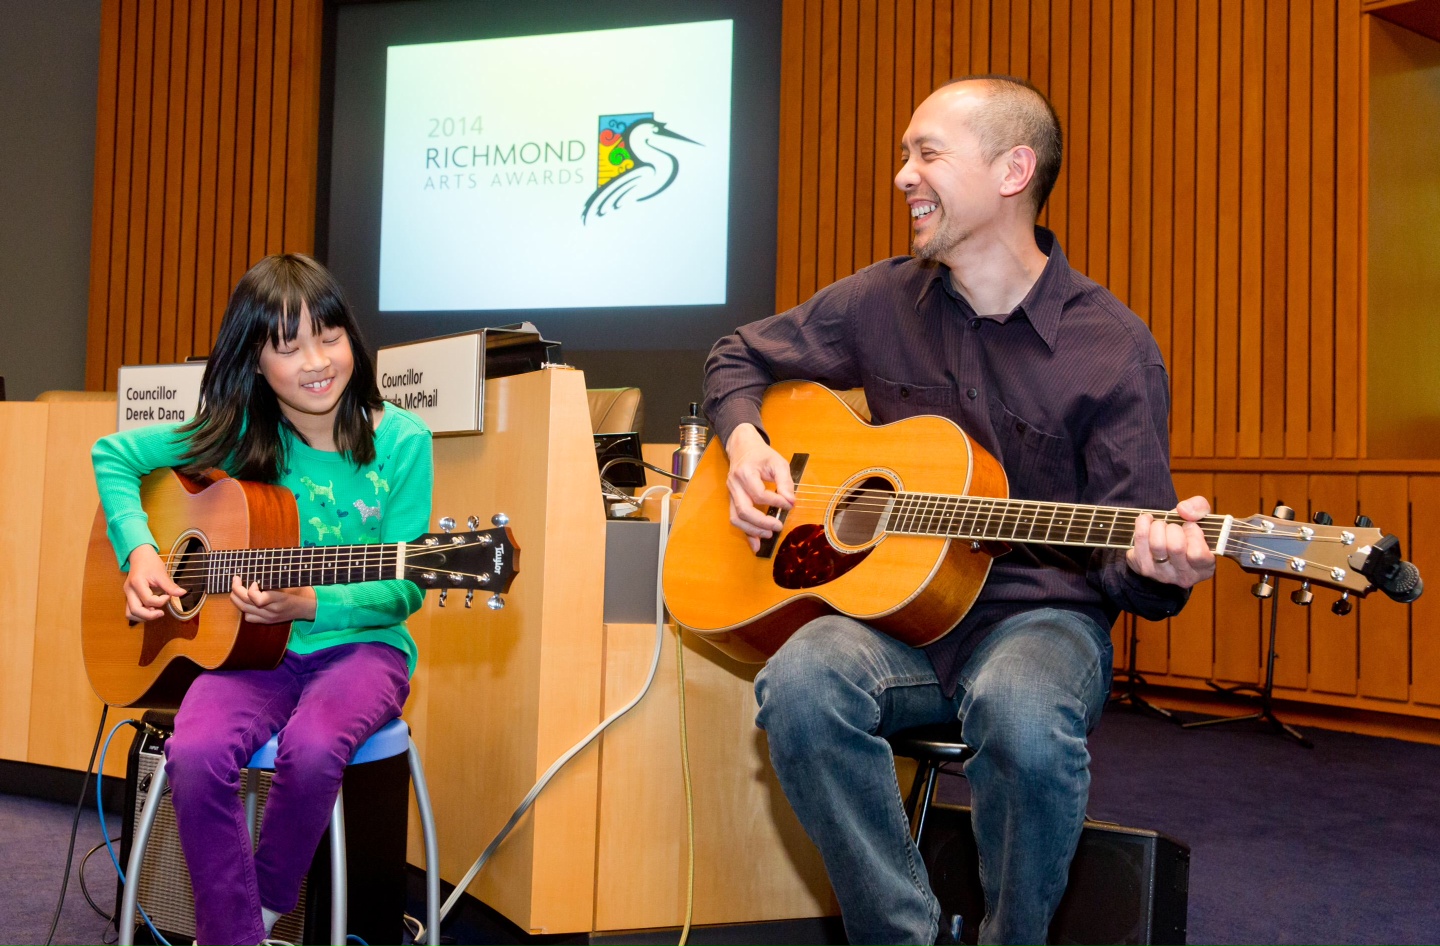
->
[1307, 475, 1359, 695]
[85, 0, 123, 392]
[1261, 0, 1289, 458]
[815, 0, 840, 293]
[1192, 9, 1219, 457]
[1356, 475, 1409, 702]
[1408, 476, 1440, 707]
[1170, 2, 1196, 458]
[1239, 0, 1266, 457]
[1285, 2, 1313, 459]
[1259, 473, 1310, 690]
[1211, 474, 1264, 684]
[86, 0, 323, 388]
[834, 0, 858, 285]
[1215, 0, 1243, 458]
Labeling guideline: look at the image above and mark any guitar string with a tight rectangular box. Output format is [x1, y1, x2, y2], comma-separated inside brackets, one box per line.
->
[767, 485, 1352, 543]
[158, 544, 494, 590]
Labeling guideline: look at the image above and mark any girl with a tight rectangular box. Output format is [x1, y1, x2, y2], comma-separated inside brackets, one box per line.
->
[92, 254, 433, 945]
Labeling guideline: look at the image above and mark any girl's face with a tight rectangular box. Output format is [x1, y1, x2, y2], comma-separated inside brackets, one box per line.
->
[257, 304, 354, 430]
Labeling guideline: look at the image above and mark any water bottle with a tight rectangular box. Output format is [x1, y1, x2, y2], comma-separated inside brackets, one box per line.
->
[671, 402, 707, 493]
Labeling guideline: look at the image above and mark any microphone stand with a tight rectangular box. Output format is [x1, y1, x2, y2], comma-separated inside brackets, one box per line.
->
[1183, 504, 1313, 748]
[1109, 616, 1180, 723]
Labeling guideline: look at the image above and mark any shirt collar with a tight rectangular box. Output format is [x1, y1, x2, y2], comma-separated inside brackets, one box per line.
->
[918, 226, 1070, 353]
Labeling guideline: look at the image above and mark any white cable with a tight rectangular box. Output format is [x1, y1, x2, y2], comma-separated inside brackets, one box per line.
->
[439, 485, 674, 925]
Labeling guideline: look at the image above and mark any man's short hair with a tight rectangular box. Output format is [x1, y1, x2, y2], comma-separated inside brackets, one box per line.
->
[944, 75, 1063, 214]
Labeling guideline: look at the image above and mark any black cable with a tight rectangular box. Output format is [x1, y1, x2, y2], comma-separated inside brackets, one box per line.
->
[45, 701, 109, 946]
[80, 838, 122, 919]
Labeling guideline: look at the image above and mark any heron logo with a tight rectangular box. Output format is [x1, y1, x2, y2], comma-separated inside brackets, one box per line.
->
[582, 112, 700, 223]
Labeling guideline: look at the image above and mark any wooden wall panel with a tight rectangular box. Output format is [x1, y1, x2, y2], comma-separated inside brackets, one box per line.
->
[772, 0, 1370, 462]
[85, 0, 324, 390]
[769, 1, 1440, 727]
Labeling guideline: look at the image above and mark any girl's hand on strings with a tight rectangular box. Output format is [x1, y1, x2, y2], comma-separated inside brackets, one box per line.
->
[230, 577, 319, 623]
[123, 545, 187, 622]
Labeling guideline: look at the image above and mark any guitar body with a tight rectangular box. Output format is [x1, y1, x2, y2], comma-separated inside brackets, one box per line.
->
[663, 381, 1009, 663]
[81, 468, 298, 708]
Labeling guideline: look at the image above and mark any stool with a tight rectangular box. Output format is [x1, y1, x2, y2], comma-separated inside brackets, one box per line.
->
[118, 718, 440, 946]
[887, 722, 973, 845]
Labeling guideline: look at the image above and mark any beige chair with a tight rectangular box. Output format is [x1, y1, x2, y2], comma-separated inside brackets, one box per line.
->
[587, 387, 644, 438]
[835, 388, 871, 422]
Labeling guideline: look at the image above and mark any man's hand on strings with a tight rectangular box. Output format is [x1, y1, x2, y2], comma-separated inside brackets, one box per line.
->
[725, 423, 795, 553]
[1127, 495, 1217, 588]
[122, 544, 187, 623]
[230, 577, 318, 624]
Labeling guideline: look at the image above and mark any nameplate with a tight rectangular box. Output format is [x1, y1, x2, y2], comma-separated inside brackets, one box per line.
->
[116, 363, 206, 431]
[376, 333, 483, 434]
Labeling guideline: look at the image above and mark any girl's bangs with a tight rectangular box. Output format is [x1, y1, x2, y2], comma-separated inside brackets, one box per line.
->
[263, 269, 347, 347]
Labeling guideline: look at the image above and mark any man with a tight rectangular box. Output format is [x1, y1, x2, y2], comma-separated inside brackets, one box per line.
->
[702, 76, 1216, 944]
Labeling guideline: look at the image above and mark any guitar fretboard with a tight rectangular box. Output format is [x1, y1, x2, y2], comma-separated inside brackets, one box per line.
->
[881, 493, 1229, 550]
[186, 544, 403, 593]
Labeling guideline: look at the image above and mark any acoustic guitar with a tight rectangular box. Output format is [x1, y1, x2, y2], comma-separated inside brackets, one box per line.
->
[662, 381, 1420, 663]
[81, 467, 520, 708]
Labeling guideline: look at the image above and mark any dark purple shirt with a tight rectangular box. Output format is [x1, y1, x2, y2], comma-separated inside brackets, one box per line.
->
[704, 228, 1189, 693]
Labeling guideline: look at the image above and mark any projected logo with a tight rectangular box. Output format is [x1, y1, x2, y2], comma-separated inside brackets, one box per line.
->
[582, 112, 700, 223]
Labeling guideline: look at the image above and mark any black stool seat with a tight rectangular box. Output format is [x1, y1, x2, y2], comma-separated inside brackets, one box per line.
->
[886, 722, 973, 764]
[887, 722, 973, 847]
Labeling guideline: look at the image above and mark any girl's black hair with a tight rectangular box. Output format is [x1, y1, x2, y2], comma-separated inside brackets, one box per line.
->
[178, 253, 384, 482]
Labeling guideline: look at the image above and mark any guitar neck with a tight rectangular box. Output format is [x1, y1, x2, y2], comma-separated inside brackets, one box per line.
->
[884, 493, 1231, 553]
[191, 544, 406, 593]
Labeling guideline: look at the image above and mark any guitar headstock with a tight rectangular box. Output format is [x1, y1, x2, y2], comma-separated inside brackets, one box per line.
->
[404, 514, 520, 609]
[1223, 510, 1421, 605]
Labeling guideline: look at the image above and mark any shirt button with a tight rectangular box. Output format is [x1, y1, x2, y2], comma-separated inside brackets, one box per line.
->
[966, 387, 978, 400]
[899, 386, 911, 400]
[969, 319, 981, 330]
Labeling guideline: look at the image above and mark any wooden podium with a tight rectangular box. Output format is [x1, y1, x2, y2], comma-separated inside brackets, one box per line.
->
[404, 366, 835, 934]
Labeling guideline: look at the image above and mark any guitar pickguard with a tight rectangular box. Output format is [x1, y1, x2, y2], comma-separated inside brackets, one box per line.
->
[773, 523, 875, 589]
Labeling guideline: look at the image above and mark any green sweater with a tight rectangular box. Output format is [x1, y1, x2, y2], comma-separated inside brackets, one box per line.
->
[91, 406, 434, 674]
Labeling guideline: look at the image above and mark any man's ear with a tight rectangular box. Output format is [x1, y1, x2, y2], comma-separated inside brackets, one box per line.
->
[998, 145, 1038, 199]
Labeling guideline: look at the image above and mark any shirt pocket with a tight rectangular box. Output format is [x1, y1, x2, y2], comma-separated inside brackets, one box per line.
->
[867, 374, 957, 421]
[987, 399, 1071, 499]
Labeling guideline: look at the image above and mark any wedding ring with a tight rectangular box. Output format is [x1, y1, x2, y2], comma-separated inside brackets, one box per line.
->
[1154, 555, 1170, 564]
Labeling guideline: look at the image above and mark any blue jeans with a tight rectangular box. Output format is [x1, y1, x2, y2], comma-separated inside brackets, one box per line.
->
[754, 609, 1113, 945]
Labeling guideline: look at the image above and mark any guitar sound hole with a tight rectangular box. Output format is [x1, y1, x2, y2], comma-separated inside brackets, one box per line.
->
[773, 523, 875, 590]
[832, 475, 896, 547]
[170, 536, 207, 613]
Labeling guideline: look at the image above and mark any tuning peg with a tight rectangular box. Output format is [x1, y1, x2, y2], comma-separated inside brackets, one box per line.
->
[438, 516, 456, 533]
[464, 589, 475, 609]
[1252, 576, 1275, 599]
[438, 589, 448, 608]
[467, 515, 481, 530]
[1291, 582, 1313, 606]
[1313, 511, 1333, 526]
[1355, 515, 1374, 528]
[1272, 504, 1296, 521]
[1332, 593, 1353, 616]
[486, 593, 506, 611]
[491, 513, 509, 528]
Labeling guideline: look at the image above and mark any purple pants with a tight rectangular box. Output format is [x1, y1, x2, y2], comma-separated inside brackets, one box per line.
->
[164, 642, 410, 945]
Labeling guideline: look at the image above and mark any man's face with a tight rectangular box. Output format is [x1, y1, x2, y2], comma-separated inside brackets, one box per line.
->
[894, 85, 1009, 262]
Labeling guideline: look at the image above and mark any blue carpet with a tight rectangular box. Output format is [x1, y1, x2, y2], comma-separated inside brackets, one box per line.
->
[6, 708, 1440, 944]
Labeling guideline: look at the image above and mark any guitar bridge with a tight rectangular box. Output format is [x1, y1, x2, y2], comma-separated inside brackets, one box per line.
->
[755, 453, 809, 559]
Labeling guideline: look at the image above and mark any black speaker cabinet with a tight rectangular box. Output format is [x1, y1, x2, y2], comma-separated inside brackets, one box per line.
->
[117, 712, 409, 945]
[918, 803, 1190, 945]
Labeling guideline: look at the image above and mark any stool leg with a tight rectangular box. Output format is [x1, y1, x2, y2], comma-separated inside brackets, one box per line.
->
[118, 762, 169, 946]
[329, 789, 347, 946]
[912, 762, 940, 845]
[407, 738, 441, 946]
[244, 767, 260, 843]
